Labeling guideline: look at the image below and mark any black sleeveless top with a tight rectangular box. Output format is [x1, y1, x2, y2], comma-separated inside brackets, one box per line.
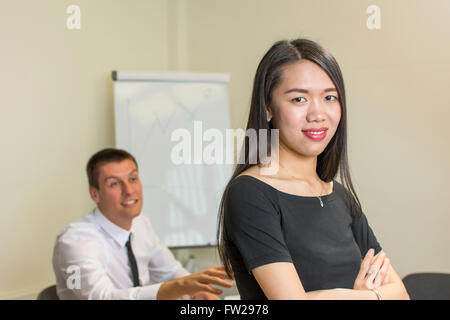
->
[224, 175, 382, 300]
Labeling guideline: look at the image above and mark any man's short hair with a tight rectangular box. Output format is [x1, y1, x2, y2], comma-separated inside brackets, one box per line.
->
[86, 148, 138, 189]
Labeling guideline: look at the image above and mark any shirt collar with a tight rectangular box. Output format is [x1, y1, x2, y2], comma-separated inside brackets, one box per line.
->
[93, 208, 131, 248]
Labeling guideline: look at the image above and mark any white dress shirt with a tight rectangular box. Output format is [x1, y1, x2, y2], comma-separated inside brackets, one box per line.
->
[52, 208, 190, 300]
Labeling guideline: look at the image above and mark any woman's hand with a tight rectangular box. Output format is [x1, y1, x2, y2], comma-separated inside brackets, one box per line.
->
[353, 249, 391, 290]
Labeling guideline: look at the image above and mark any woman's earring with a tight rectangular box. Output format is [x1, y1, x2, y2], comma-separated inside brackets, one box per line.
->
[267, 116, 272, 122]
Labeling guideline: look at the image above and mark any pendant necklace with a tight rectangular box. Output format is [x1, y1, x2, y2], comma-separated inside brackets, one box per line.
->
[279, 163, 325, 208]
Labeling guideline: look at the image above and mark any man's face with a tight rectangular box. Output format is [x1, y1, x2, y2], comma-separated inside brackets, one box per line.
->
[89, 159, 143, 230]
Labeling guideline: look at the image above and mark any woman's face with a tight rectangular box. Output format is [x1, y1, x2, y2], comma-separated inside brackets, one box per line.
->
[268, 59, 342, 158]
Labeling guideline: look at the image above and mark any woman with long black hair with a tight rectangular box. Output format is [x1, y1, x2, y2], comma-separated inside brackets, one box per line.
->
[217, 38, 409, 300]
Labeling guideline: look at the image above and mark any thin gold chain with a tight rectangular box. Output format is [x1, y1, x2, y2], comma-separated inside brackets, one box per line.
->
[278, 162, 325, 207]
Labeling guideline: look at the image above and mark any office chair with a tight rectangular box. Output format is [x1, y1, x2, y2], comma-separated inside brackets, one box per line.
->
[36, 285, 59, 300]
[402, 273, 450, 300]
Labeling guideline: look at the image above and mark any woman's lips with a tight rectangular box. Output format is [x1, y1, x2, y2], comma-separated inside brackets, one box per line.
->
[302, 129, 328, 141]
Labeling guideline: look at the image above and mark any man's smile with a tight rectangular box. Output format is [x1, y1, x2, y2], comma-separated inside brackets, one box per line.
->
[121, 199, 139, 207]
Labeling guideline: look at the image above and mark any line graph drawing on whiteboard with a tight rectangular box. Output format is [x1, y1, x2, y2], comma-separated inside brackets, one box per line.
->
[114, 76, 233, 247]
[126, 90, 200, 161]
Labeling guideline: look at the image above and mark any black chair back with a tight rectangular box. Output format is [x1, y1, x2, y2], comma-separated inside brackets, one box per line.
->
[403, 273, 450, 300]
[37, 285, 59, 300]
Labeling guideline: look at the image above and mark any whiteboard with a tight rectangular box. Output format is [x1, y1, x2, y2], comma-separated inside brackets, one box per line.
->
[113, 71, 233, 248]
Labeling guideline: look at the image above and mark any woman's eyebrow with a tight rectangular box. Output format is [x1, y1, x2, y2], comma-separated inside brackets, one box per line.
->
[284, 88, 337, 94]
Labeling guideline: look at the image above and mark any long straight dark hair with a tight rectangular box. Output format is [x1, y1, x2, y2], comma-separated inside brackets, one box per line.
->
[217, 38, 363, 277]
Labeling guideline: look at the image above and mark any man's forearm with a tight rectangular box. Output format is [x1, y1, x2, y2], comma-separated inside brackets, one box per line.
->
[306, 283, 410, 300]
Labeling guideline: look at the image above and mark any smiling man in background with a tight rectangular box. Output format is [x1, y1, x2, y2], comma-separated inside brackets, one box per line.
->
[52, 148, 233, 300]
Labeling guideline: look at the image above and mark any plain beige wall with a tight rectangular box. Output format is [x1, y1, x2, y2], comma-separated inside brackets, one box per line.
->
[1, 0, 449, 299]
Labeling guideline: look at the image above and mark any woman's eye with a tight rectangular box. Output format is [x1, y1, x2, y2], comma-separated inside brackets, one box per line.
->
[110, 182, 118, 187]
[292, 97, 306, 103]
[326, 95, 338, 101]
[130, 177, 137, 183]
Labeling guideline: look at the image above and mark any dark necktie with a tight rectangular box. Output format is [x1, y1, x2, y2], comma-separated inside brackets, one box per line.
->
[125, 234, 140, 287]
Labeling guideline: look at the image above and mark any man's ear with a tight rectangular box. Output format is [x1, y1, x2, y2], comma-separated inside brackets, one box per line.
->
[89, 186, 100, 204]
